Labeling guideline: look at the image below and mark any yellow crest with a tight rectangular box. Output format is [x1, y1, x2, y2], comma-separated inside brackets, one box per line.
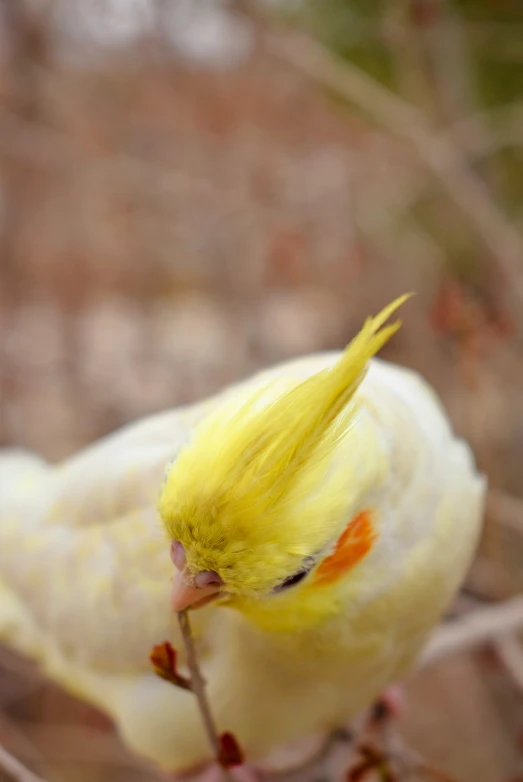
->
[159, 294, 411, 592]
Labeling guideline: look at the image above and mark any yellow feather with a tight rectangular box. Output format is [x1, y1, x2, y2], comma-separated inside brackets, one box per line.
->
[159, 294, 411, 594]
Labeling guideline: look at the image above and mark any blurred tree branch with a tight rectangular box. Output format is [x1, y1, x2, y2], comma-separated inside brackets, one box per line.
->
[0, 0, 50, 286]
[495, 634, 523, 694]
[0, 110, 215, 203]
[265, 32, 523, 310]
[0, 744, 47, 782]
[0, 0, 51, 439]
[420, 594, 523, 668]
[229, 0, 523, 312]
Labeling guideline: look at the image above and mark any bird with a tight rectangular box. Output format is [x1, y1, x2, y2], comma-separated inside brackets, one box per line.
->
[0, 294, 485, 780]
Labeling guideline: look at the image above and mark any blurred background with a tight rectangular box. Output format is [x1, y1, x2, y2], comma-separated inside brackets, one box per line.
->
[1, 1, 523, 780]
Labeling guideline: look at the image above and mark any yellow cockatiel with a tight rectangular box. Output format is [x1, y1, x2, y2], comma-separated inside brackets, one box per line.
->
[0, 296, 484, 776]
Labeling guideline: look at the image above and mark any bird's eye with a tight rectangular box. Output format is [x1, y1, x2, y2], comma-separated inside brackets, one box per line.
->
[273, 560, 314, 593]
[278, 571, 307, 590]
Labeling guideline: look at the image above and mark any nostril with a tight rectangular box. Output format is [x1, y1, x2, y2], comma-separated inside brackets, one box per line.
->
[170, 540, 186, 570]
[194, 570, 223, 589]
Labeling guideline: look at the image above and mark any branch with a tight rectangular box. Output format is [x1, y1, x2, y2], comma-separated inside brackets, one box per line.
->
[177, 611, 240, 780]
[419, 594, 523, 668]
[346, 706, 460, 782]
[263, 30, 523, 308]
[0, 745, 48, 782]
[495, 634, 523, 694]
[177, 611, 222, 760]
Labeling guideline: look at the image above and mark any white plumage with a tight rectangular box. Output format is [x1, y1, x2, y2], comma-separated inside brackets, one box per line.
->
[0, 354, 485, 773]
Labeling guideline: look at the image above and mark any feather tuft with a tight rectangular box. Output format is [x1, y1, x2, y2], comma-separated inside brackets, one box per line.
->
[159, 294, 411, 593]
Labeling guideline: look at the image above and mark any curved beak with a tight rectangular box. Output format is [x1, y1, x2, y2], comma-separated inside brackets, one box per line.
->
[170, 570, 222, 612]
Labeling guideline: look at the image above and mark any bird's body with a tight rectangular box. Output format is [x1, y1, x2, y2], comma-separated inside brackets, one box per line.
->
[0, 315, 485, 774]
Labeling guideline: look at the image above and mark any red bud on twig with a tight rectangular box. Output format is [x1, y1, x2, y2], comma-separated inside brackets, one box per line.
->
[218, 732, 244, 769]
[150, 641, 192, 691]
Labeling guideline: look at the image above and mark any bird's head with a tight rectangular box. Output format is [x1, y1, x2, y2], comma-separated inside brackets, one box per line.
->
[159, 295, 410, 631]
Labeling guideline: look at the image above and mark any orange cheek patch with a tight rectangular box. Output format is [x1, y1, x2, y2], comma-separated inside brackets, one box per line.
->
[314, 510, 376, 586]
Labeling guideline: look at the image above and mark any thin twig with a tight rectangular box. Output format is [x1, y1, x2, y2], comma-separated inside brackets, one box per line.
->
[419, 594, 523, 668]
[0, 745, 48, 782]
[177, 610, 235, 782]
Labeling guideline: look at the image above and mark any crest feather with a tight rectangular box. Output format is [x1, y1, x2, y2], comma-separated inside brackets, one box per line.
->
[159, 294, 412, 595]
[249, 292, 412, 494]
[160, 293, 411, 549]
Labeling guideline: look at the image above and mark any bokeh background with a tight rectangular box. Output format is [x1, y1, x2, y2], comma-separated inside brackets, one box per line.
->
[1, 1, 523, 781]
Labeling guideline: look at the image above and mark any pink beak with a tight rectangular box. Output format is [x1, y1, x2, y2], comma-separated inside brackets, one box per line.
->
[170, 570, 223, 611]
[169, 540, 223, 612]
